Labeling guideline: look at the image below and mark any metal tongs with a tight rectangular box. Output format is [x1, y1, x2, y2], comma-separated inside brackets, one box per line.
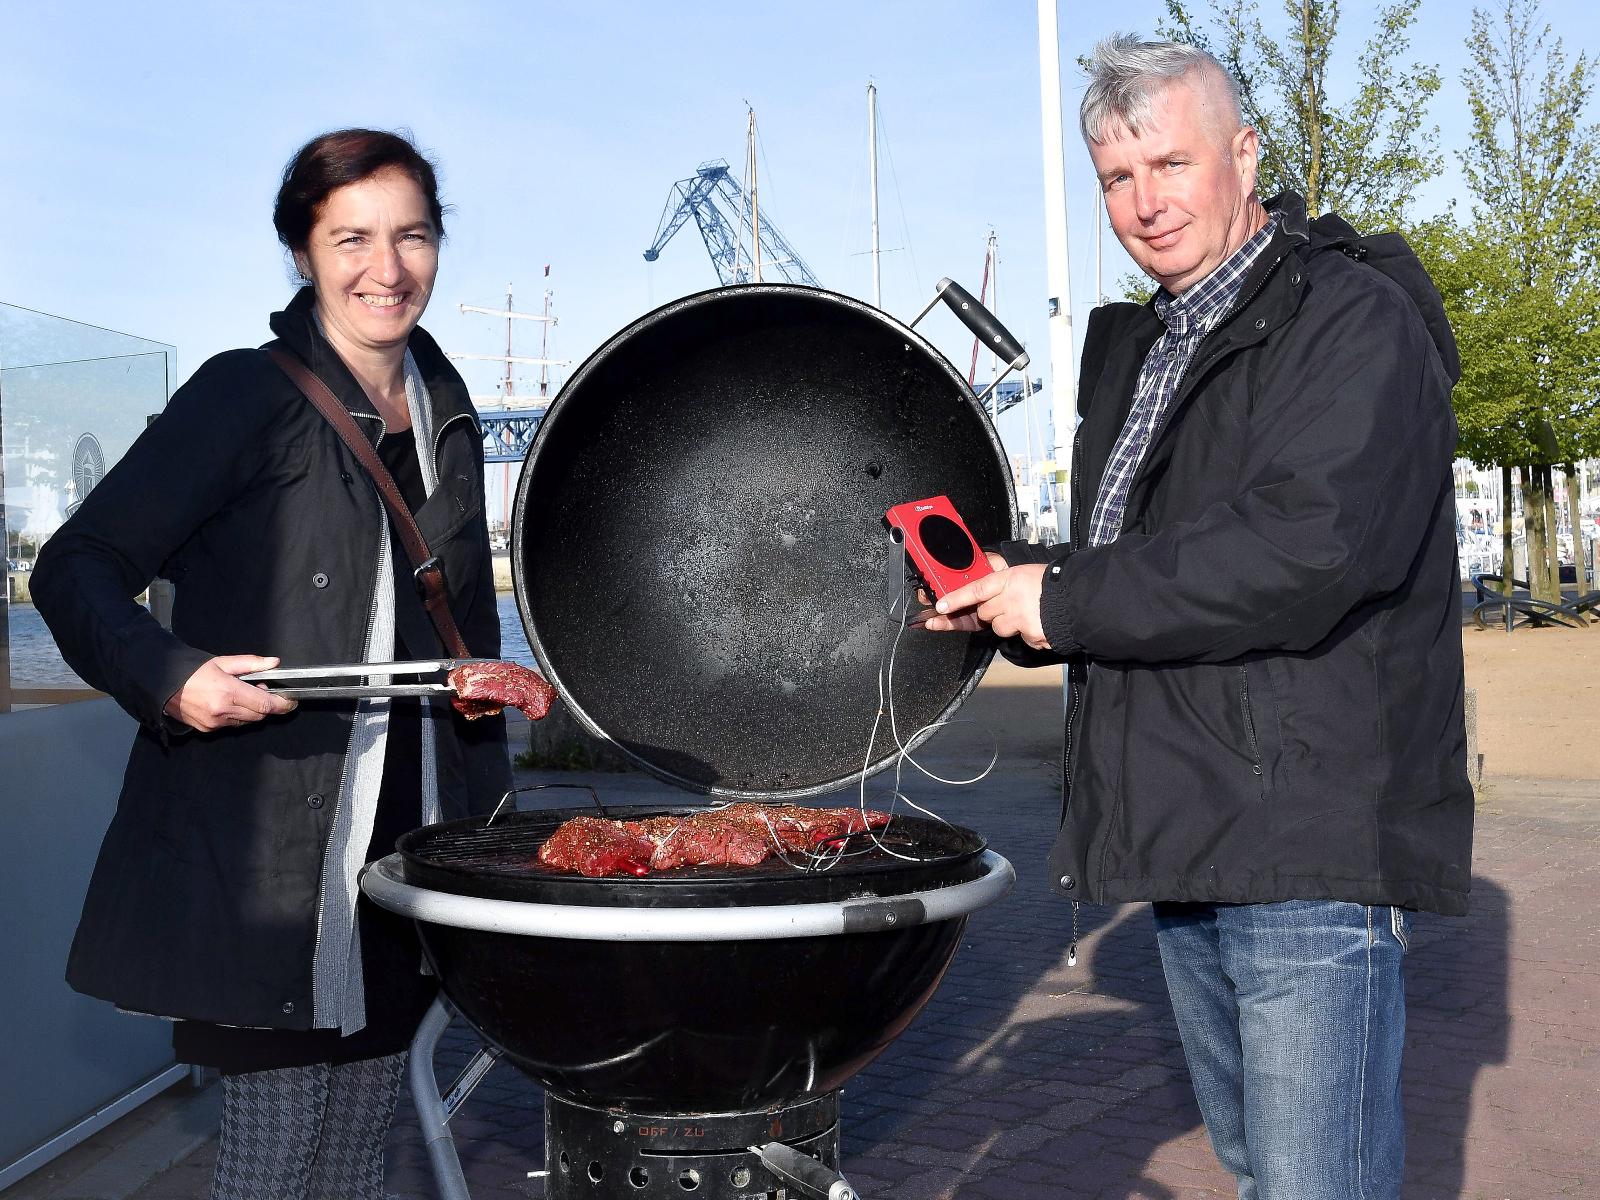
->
[240, 658, 495, 699]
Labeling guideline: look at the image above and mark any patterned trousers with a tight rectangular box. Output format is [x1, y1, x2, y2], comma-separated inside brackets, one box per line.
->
[212, 1053, 406, 1200]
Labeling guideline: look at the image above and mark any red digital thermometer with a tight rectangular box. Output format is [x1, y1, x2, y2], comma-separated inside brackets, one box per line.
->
[885, 495, 994, 600]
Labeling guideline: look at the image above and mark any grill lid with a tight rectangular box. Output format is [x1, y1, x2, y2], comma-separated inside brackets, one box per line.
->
[510, 284, 1017, 800]
[398, 805, 988, 908]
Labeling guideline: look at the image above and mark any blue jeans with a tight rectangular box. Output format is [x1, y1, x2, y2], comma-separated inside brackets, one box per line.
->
[1152, 900, 1412, 1200]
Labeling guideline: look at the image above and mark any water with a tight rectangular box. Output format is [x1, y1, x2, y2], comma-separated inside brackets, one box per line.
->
[5, 600, 80, 686]
[497, 594, 535, 664]
[6, 593, 535, 689]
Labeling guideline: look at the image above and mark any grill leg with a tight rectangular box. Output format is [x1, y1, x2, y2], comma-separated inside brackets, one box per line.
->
[409, 996, 475, 1200]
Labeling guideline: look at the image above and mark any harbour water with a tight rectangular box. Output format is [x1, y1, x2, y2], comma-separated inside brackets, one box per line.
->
[6, 594, 537, 690]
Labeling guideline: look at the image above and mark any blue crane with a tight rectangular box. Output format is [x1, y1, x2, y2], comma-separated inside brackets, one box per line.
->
[643, 160, 819, 287]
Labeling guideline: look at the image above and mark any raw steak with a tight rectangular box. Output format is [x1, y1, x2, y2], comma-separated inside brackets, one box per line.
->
[535, 816, 654, 878]
[536, 804, 894, 876]
[449, 661, 556, 721]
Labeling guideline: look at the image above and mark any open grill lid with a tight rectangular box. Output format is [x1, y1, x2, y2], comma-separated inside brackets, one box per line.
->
[510, 283, 1017, 801]
[398, 805, 989, 908]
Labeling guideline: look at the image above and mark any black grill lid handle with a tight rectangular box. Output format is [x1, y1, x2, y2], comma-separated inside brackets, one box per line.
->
[932, 277, 1029, 369]
[753, 1141, 861, 1200]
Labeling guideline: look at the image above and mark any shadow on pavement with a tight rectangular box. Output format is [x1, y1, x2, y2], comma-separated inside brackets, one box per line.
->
[1403, 875, 1509, 1197]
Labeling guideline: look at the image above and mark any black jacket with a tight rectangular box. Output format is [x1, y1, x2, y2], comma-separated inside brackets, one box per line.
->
[1003, 195, 1473, 916]
[31, 289, 511, 1028]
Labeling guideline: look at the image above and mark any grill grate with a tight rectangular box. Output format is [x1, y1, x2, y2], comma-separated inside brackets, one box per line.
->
[412, 822, 558, 865]
[401, 805, 980, 883]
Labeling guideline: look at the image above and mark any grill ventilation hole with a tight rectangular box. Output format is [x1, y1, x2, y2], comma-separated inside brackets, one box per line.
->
[588, 1161, 605, 1183]
[678, 1168, 701, 1190]
[558, 1152, 570, 1174]
[630, 1167, 650, 1188]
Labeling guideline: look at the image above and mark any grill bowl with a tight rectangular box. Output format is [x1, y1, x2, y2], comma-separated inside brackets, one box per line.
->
[372, 805, 1010, 1111]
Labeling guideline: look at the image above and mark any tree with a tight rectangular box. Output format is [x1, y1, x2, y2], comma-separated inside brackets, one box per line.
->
[1160, 0, 1442, 229]
[1430, 1, 1600, 600]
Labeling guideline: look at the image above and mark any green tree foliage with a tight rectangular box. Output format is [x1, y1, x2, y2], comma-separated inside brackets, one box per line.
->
[1159, 0, 1442, 228]
[1438, 1, 1600, 470]
[1422, 1, 1600, 599]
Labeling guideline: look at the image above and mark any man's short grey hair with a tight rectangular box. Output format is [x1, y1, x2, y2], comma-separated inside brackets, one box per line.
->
[1080, 34, 1243, 145]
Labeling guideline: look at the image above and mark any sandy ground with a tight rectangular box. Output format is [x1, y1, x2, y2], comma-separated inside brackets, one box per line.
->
[967, 621, 1600, 781]
[1461, 621, 1600, 778]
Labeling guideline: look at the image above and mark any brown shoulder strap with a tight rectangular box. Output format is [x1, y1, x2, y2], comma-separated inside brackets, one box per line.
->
[267, 347, 471, 659]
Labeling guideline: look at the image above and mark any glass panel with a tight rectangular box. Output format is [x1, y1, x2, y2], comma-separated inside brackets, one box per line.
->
[1, 303, 173, 712]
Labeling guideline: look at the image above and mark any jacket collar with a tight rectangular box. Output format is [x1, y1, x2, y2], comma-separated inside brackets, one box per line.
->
[1218, 191, 1308, 315]
[1265, 190, 1310, 243]
[266, 286, 475, 435]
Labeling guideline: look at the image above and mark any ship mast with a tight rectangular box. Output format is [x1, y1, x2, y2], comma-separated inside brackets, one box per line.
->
[868, 82, 882, 308]
[745, 108, 762, 283]
[453, 285, 571, 537]
[454, 288, 564, 407]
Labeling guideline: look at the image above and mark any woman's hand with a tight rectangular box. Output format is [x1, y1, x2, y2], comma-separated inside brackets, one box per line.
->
[164, 655, 297, 732]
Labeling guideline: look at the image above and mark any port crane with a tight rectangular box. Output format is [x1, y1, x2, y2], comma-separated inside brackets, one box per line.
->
[643, 159, 819, 286]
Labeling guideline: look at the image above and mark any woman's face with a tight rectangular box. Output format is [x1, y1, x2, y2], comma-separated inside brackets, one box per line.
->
[295, 166, 438, 356]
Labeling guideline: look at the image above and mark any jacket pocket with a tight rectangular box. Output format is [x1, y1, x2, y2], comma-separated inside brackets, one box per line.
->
[1237, 663, 1286, 802]
[416, 467, 483, 550]
[1238, 666, 1265, 798]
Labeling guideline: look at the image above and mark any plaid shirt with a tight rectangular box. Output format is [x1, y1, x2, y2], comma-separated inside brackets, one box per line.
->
[1085, 214, 1280, 548]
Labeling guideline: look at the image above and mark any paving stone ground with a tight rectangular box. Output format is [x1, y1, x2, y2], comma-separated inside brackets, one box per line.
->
[121, 750, 1598, 1198]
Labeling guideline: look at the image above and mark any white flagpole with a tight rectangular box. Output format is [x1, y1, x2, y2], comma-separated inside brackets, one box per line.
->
[1037, 0, 1076, 526]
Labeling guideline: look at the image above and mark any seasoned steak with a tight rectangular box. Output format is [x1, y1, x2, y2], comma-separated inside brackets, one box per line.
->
[449, 661, 557, 721]
[535, 816, 654, 878]
[637, 814, 771, 871]
[536, 804, 894, 876]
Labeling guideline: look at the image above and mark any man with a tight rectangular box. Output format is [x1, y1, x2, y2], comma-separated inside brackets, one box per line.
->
[923, 35, 1472, 1200]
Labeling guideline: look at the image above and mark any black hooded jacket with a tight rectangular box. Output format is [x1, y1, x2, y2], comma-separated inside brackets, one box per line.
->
[31, 289, 511, 1028]
[1001, 195, 1473, 916]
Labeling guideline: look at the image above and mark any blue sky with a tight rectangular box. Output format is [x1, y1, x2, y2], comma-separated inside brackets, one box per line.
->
[2, 0, 1595, 522]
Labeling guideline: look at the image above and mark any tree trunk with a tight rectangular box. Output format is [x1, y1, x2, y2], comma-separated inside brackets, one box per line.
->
[1568, 463, 1591, 594]
[1500, 464, 1515, 594]
[1540, 463, 1563, 599]
[1520, 464, 1546, 600]
[1300, 0, 1322, 215]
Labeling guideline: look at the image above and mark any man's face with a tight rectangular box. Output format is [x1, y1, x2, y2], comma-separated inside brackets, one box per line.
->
[1090, 77, 1261, 295]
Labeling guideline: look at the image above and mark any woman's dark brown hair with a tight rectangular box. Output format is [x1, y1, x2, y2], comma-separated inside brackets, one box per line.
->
[273, 128, 446, 259]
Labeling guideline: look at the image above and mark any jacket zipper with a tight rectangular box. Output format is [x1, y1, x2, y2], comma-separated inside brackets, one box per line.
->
[1238, 665, 1266, 796]
[308, 411, 387, 1026]
[1060, 419, 1087, 823]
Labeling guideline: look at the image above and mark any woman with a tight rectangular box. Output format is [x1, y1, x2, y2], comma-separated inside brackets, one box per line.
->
[32, 129, 509, 1199]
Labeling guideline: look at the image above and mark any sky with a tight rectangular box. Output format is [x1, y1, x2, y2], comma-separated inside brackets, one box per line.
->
[2, 0, 1596, 526]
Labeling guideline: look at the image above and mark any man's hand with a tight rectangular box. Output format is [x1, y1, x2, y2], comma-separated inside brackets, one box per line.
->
[917, 557, 1052, 650]
[164, 655, 297, 732]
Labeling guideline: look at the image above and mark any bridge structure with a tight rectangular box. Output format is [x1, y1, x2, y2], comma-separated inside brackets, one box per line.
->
[479, 407, 546, 464]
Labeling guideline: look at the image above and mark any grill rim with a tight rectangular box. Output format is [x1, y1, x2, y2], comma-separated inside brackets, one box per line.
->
[362, 849, 1014, 939]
